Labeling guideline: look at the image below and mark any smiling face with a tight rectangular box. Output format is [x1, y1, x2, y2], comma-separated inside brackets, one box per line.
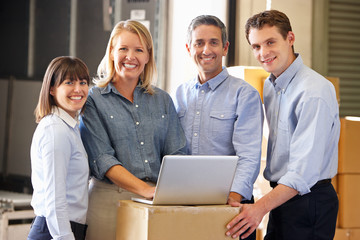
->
[50, 78, 88, 118]
[111, 30, 150, 83]
[186, 24, 229, 83]
[248, 25, 296, 78]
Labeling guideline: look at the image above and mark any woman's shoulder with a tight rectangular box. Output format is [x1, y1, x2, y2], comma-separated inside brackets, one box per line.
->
[35, 114, 70, 139]
[38, 114, 60, 126]
[152, 85, 168, 95]
[88, 85, 105, 95]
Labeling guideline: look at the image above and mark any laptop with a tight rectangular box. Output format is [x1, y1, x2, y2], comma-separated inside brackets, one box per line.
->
[131, 155, 238, 205]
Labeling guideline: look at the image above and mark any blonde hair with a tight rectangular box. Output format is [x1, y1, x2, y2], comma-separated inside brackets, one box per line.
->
[34, 56, 90, 123]
[94, 20, 156, 94]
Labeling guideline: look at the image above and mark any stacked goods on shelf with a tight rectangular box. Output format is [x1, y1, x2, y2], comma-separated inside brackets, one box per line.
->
[334, 117, 360, 240]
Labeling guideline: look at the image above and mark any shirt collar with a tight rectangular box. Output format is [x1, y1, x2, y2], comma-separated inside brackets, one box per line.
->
[100, 81, 143, 95]
[100, 82, 117, 95]
[51, 106, 78, 128]
[192, 67, 229, 91]
[269, 53, 302, 92]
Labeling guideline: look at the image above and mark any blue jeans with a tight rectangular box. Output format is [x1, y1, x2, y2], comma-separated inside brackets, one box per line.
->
[27, 216, 51, 240]
[27, 216, 87, 240]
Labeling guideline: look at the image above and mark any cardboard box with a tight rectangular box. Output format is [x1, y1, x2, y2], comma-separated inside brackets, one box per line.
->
[256, 228, 265, 240]
[334, 228, 360, 240]
[338, 174, 360, 228]
[338, 117, 360, 174]
[227, 66, 269, 102]
[332, 175, 338, 193]
[116, 200, 240, 240]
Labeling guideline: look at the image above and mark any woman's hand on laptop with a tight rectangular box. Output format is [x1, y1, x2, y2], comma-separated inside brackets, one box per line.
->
[142, 185, 156, 199]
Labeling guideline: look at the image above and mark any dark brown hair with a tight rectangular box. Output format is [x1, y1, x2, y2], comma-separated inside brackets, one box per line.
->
[34, 56, 90, 123]
[245, 10, 293, 51]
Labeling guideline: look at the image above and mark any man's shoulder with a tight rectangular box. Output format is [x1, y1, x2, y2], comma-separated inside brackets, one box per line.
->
[298, 65, 332, 87]
[292, 65, 337, 104]
[176, 78, 197, 92]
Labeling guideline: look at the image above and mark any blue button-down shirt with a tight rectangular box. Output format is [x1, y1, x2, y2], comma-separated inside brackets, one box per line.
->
[31, 107, 89, 240]
[79, 83, 186, 183]
[174, 68, 264, 200]
[264, 54, 340, 195]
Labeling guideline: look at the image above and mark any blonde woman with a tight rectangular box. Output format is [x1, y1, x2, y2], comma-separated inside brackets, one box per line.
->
[79, 20, 186, 239]
[28, 56, 90, 240]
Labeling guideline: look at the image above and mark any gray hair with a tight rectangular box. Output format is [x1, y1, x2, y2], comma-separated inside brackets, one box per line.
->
[187, 15, 228, 47]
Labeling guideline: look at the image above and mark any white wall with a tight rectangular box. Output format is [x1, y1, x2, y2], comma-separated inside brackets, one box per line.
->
[271, 0, 312, 66]
[166, 0, 228, 96]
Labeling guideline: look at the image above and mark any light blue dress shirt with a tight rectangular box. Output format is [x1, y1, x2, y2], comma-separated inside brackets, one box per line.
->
[174, 68, 264, 200]
[263, 54, 340, 195]
[79, 83, 187, 183]
[30, 107, 89, 240]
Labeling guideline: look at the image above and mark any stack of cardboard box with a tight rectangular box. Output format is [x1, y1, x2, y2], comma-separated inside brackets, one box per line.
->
[334, 117, 360, 240]
[227, 66, 268, 103]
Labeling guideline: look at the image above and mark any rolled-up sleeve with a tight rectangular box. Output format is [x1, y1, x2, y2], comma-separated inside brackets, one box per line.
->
[278, 98, 335, 195]
[231, 90, 264, 200]
[79, 95, 121, 180]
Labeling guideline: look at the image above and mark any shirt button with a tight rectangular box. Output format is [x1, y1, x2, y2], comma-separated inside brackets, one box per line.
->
[201, 90, 205, 93]
[140, 142, 144, 145]
[196, 111, 200, 115]
[144, 159, 148, 163]
[162, 115, 165, 118]
[220, 114, 224, 118]
[194, 133, 198, 137]
[110, 115, 114, 119]
[136, 122, 140, 125]
[135, 104, 139, 108]
[277, 91, 281, 95]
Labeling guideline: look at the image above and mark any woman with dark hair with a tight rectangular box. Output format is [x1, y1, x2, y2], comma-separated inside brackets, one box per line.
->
[28, 56, 90, 240]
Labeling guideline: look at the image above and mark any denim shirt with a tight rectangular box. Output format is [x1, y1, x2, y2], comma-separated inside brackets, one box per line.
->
[79, 83, 187, 183]
[174, 68, 264, 200]
[264, 54, 340, 195]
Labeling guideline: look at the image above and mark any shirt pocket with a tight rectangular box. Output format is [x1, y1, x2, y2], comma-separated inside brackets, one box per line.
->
[103, 110, 129, 142]
[151, 112, 168, 137]
[210, 110, 237, 137]
[278, 118, 289, 132]
[275, 118, 290, 158]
